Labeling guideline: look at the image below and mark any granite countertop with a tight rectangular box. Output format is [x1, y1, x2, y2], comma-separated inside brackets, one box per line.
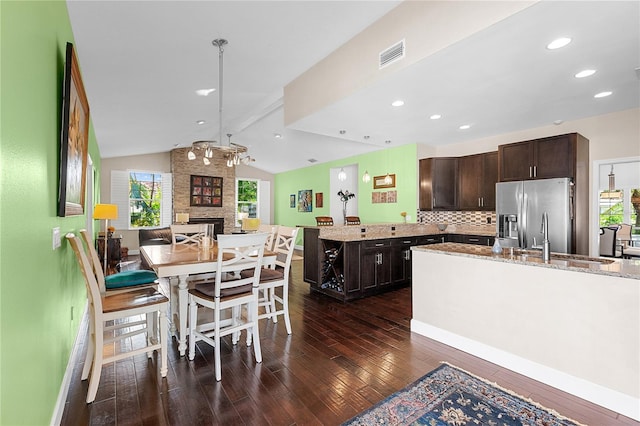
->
[412, 242, 640, 280]
[307, 223, 495, 242]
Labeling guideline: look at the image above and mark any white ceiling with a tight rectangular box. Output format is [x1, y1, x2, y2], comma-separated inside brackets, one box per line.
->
[67, 1, 640, 175]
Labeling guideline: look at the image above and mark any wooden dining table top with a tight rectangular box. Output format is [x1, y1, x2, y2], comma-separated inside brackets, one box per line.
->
[140, 243, 276, 273]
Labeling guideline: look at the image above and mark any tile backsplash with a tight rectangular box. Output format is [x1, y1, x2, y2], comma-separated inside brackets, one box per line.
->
[417, 210, 496, 227]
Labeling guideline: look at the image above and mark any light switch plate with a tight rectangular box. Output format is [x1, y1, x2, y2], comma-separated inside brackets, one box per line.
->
[53, 227, 61, 250]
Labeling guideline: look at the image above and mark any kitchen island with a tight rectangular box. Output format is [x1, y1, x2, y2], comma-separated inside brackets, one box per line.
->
[303, 223, 495, 301]
[411, 242, 640, 421]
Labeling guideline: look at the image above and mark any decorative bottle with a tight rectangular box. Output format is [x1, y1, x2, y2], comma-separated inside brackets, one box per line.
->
[491, 235, 502, 254]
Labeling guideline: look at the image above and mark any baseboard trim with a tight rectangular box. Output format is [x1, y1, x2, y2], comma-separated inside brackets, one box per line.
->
[410, 319, 640, 421]
[50, 302, 88, 426]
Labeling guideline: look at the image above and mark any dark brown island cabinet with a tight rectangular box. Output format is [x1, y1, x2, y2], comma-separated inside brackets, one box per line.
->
[303, 228, 493, 301]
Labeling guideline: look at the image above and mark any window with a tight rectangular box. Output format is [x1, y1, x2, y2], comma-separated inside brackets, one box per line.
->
[236, 178, 258, 226]
[111, 170, 172, 229]
[599, 187, 640, 231]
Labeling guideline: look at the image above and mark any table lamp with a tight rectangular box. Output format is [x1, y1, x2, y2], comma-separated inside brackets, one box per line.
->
[93, 204, 118, 276]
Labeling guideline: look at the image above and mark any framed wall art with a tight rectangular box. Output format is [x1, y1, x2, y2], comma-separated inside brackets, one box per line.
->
[190, 175, 223, 207]
[58, 42, 89, 217]
[315, 192, 323, 208]
[297, 189, 313, 212]
[290, 194, 296, 208]
[373, 174, 396, 189]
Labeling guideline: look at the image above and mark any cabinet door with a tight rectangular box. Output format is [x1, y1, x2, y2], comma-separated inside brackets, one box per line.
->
[534, 135, 574, 179]
[458, 154, 482, 210]
[391, 238, 414, 284]
[433, 158, 458, 210]
[480, 152, 498, 210]
[499, 141, 533, 181]
[362, 241, 391, 290]
[419, 158, 458, 210]
[419, 159, 433, 210]
[303, 228, 319, 285]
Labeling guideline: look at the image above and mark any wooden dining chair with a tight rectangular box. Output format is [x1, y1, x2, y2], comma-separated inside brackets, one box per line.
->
[345, 216, 361, 225]
[315, 216, 334, 226]
[187, 232, 268, 381]
[170, 223, 206, 245]
[79, 229, 158, 293]
[67, 233, 169, 403]
[241, 226, 299, 334]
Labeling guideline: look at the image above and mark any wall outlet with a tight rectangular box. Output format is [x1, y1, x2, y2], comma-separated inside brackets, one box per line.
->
[52, 227, 61, 250]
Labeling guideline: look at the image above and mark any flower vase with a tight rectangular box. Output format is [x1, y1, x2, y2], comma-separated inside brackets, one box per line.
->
[342, 203, 347, 225]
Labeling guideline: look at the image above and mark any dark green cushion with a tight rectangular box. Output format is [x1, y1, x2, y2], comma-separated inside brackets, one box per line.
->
[105, 270, 158, 289]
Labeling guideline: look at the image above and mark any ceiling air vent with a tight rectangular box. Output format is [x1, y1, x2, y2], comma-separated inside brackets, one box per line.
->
[379, 39, 405, 69]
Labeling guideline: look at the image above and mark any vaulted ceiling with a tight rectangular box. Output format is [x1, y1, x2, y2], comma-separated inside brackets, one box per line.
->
[67, 1, 639, 174]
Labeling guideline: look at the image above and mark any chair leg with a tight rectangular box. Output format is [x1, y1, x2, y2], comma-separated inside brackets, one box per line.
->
[86, 321, 104, 403]
[214, 304, 222, 381]
[251, 299, 262, 363]
[159, 307, 168, 377]
[146, 312, 154, 358]
[269, 288, 278, 323]
[188, 295, 197, 361]
[81, 315, 95, 381]
[282, 285, 292, 335]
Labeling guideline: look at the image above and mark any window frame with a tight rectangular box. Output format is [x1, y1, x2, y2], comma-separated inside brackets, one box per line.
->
[235, 178, 260, 227]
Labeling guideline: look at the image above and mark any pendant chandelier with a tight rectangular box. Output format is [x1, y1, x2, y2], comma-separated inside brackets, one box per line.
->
[188, 38, 254, 167]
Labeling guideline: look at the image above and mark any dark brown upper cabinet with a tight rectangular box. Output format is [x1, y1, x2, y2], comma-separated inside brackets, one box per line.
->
[498, 133, 588, 182]
[419, 157, 458, 211]
[458, 152, 498, 211]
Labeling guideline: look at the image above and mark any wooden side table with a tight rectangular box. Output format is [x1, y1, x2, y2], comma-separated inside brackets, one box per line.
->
[96, 234, 122, 275]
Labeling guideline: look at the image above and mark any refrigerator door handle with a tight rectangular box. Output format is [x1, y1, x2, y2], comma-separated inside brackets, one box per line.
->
[522, 192, 529, 248]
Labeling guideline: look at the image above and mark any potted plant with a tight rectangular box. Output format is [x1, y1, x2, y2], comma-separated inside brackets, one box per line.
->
[632, 188, 640, 227]
[337, 189, 355, 225]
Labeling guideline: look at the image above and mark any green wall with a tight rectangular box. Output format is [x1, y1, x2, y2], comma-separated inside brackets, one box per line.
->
[1, 1, 100, 424]
[274, 144, 418, 234]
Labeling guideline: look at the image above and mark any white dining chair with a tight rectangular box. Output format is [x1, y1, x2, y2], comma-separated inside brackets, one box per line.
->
[67, 233, 168, 403]
[187, 232, 268, 381]
[257, 223, 278, 251]
[241, 225, 299, 334]
[170, 223, 206, 245]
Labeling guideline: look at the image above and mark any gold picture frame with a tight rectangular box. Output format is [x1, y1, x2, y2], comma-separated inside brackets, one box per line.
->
[373, 174, 396, 189]
[58, 42, 89, 216]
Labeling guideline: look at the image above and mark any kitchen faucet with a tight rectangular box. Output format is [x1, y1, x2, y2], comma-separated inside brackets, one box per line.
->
[541, 212, 550, 261]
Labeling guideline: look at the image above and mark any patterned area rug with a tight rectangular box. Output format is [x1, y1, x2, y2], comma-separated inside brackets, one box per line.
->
[343, 363, 584, 426]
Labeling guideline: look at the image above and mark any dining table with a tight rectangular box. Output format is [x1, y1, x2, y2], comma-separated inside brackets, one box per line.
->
[140, 241, 276, 356]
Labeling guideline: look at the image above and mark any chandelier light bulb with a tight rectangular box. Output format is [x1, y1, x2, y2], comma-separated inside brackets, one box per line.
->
[384, 173, 392, 185]
[362, 170, 371, 183]
[203, 157, 210, 166]
[188, 150, 196, 160]
[338, 168, 347, 181]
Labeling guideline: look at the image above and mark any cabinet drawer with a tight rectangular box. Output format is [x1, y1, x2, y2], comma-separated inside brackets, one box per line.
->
[362, 240, 391, 249]
[416, 235, 445, 245]
[391, 237, 416, 246]
[460, 235, 493, 246]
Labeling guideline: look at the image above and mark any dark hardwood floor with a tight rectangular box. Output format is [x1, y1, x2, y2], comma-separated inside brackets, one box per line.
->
[61, 258, 638, 425]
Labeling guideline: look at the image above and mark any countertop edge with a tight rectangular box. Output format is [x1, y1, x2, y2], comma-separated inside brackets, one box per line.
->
[412, 243, 640, 280]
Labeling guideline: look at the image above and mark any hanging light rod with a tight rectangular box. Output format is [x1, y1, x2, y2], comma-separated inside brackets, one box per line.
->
[187, 38, 254, 166]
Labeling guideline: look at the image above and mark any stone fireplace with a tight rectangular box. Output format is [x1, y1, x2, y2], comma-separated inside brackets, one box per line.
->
[171, 148, 237, 233]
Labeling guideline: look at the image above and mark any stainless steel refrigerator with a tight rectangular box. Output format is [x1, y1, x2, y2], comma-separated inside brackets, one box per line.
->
[496, 177, 573, 254]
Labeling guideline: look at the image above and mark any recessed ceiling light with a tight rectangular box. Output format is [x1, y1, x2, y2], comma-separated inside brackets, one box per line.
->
[339, 130, 346, 135]
[195, 88, 216, 96]
[430, 114, 442, 120]
[459, 124, 471, 130]
[274, 133, 282, 139]
[553, 120, 564, 125]
[575, 69, 596, 78]
[385, 140, 392, 144]
[363, 135, 370, 139]
[546, 37, 571, 50]
[196, 120, 206, 125]
[594, 91, 612, 98]
[391, 100, 404, 107]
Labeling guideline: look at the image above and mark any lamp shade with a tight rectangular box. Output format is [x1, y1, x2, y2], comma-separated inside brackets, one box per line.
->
[93, 204, 118, 220]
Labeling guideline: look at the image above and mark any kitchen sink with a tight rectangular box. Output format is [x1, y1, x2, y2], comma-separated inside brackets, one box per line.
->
[512, 249, 615, 265]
